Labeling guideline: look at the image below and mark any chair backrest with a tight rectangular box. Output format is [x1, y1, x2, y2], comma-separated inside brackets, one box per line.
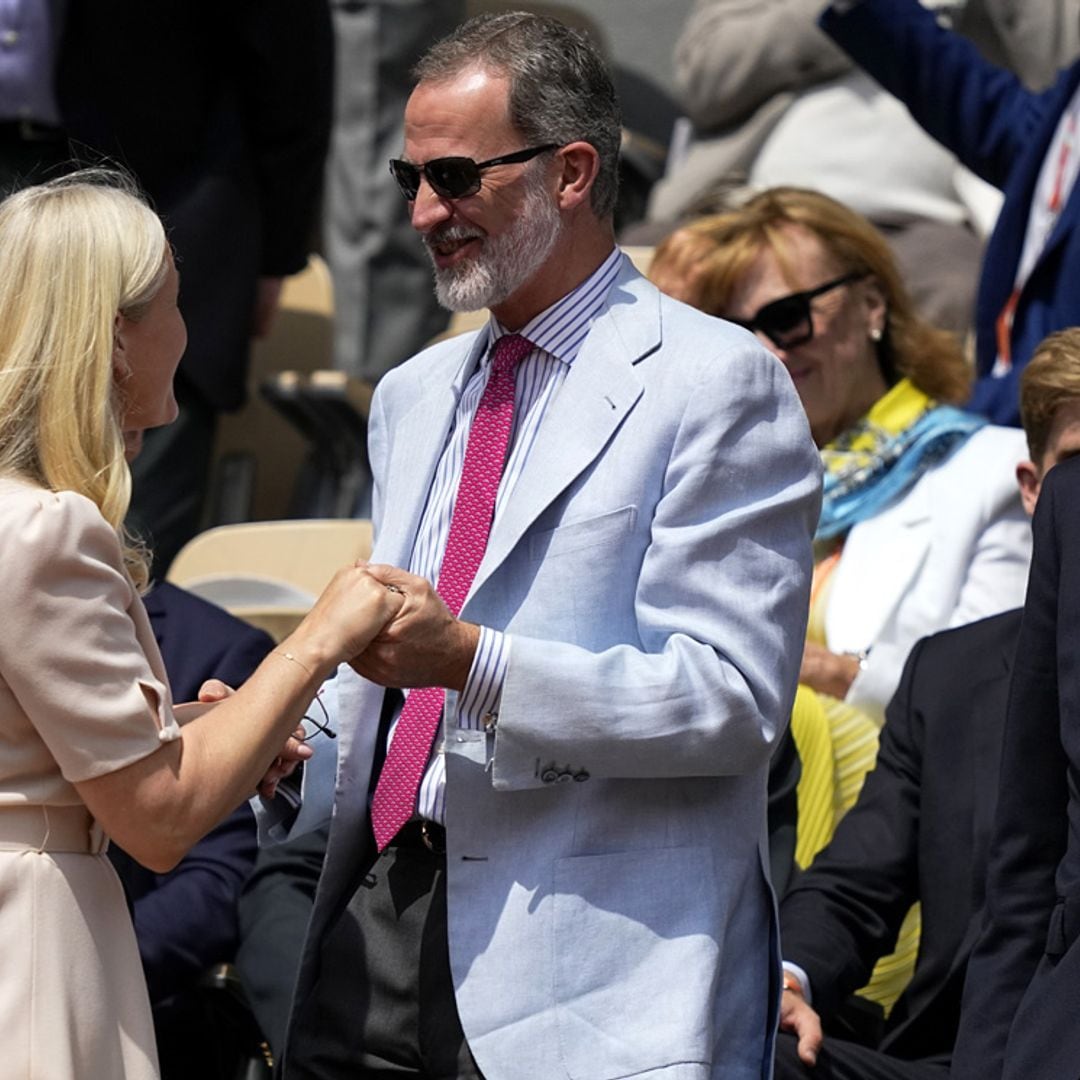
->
[167, 519, 374, 641]
[209, 255, 336, 524]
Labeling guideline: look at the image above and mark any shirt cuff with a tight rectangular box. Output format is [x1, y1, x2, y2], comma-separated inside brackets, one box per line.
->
[456, 627, 510, 729]
[782, 961, 813, 1005]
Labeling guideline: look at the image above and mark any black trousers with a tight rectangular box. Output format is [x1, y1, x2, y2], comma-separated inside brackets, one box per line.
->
[774, 1030, 949, 1080]
[285, 827, 483, 1080]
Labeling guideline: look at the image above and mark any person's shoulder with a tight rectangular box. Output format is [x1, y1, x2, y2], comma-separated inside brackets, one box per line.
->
[647, 285, 786, 378]
[144, 580, 271, 644]
[917, 607, 1023, 661]
[965, 423, 1028, 457]
[370, 329, 481, 415]
[1043, 449, 1080, 494]
[0, 478, 114, 554]
[930, 422, 1026, 491]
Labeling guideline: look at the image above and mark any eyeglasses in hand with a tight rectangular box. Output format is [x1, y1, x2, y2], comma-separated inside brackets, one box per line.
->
[300, 689, 336, 741]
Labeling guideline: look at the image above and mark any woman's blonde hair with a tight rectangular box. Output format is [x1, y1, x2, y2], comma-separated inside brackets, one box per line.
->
[650, 187, 972, 404]
[0, 169, 168, 589]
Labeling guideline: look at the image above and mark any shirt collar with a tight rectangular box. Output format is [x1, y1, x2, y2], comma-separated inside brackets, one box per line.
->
[485, 246, 623, 367]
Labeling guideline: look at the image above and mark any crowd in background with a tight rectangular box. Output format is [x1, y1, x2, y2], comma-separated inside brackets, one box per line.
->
[4, 1, 1080, 1078]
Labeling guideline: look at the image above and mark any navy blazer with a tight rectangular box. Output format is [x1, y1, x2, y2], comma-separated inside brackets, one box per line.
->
[780, 609, 1019, 1063]
[822, 0, 1080, 427]
[952, 457, 1080, 1079]
[107, 582, 273, 1005]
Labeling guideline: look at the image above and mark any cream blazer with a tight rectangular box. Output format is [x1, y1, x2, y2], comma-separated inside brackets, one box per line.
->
[826, 424, 1031, 722]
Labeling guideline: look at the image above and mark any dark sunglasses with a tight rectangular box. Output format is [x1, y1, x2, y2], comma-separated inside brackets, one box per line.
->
[727, 271, 867, 350]
[389, 143, 559, 201]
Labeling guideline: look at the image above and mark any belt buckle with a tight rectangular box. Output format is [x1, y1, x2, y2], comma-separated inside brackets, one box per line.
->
[420, 820, 444, 854]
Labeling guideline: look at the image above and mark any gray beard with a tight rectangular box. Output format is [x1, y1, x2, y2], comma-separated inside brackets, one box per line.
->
[427, 172, 562, 313]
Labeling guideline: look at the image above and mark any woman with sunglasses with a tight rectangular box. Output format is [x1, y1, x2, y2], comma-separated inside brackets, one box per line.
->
[651, 186, 1030, 725]
[0, 171, 404, 1080]
[649, 184, 1030, 1010]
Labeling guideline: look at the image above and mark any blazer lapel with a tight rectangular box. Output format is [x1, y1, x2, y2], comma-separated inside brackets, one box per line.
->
[374, 334, 488, 566]
[465, 271, 655, 602]
[826, 479, 931, 651]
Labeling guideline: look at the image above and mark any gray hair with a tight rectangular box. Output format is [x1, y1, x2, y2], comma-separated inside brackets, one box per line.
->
[414, 11, 621, 219]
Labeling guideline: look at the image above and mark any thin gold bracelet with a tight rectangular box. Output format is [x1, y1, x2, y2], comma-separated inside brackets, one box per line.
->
[274, 650, 314, 678]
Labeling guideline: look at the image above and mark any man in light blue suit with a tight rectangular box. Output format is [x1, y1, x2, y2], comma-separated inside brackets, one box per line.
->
[259, 12, 821, 1079]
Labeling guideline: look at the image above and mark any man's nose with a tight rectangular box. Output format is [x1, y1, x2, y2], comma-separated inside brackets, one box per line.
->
[410, 178, 453, 232]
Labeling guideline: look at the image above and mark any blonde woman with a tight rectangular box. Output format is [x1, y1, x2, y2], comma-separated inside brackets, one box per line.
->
[0, 172, 402, 1079]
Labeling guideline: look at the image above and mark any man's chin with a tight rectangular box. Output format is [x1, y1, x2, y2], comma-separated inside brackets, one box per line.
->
[432, 268, 499, 313]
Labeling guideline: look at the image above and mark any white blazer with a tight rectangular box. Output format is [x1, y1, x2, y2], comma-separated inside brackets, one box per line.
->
[268, 260, 823, 1080]
[826, 424, 1031, 721]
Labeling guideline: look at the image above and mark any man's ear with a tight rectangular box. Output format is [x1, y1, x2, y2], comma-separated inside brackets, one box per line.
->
[1016, 459, 1041, 517]
[554, 141, 600, 211]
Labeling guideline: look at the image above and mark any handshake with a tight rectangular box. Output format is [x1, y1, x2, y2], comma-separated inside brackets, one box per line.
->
[196, 562, 481, 800]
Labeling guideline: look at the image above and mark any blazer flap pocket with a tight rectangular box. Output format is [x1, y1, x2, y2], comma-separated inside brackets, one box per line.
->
[528, 505, 636, 562]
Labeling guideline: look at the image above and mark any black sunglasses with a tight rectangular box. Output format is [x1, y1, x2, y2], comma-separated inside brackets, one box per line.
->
[727, 272, 867, 350]
[389, 143, 559, 201]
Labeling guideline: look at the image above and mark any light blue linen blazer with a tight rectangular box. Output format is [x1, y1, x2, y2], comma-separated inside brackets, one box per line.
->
[265, 257, 822, 1080]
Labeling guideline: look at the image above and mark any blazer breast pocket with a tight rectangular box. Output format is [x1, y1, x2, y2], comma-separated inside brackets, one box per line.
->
[528, 506, 637, 563]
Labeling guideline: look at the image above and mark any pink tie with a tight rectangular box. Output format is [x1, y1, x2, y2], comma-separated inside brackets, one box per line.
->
[370, 333, 534, 850]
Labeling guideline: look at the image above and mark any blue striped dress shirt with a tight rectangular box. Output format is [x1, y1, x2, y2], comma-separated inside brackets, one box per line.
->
[396, 246, 624, 824]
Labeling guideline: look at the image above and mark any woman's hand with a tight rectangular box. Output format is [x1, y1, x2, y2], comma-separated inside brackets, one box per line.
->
[289, 564, 406, 674]
[257, 726, 313, 800]
[194, 677, 314, 799]
[800, 642, 861, 700]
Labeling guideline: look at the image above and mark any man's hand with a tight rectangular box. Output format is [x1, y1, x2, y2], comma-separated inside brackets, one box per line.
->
[779, 981, 823, 1067]
[800, 641, 861, 700]
[352, 564, 480, 691]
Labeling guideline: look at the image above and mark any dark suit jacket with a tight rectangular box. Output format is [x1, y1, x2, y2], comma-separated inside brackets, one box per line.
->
[56, 0, 333, 411]
[952, 458, 1080, 1080]
[780, 607, 1021, 1063]
[822, 0, 1080, 427]
[108, 581, 273, 1005]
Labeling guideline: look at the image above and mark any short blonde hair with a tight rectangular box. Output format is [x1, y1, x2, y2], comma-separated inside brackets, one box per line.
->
[650, 187, 972, 405]
[1020, 328, 1080, 463]
[0, 170, 167, 589]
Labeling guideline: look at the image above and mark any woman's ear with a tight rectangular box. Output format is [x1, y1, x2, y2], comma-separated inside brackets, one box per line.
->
[112, 312, 130, 381]
[862, 276, 888, 337]
[554, 141, 600, 212]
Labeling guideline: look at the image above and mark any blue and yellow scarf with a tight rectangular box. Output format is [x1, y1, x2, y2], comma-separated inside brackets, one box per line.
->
[816, 378, 985, 544]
